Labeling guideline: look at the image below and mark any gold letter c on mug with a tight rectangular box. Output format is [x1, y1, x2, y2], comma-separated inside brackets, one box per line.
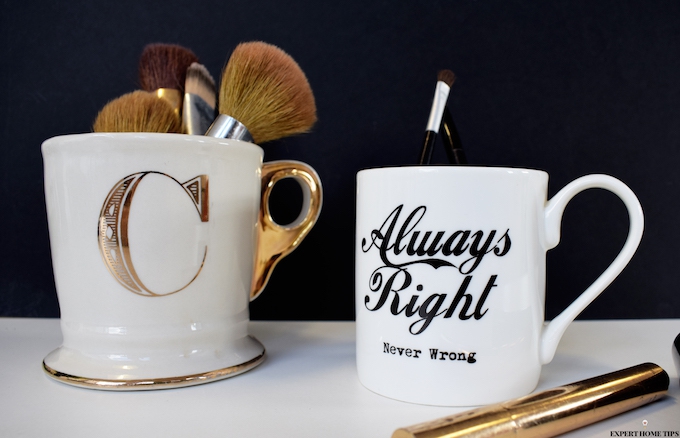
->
[98, 172, 209, 297]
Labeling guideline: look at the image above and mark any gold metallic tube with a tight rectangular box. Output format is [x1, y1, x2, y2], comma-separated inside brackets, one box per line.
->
[154, 88, 182, 117]
[393, 363, 669, 438]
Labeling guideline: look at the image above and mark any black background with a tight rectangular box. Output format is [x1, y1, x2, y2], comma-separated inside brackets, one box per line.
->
[1, 1, 679, 320]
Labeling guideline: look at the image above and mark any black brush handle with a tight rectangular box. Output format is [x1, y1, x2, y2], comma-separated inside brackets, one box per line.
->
[673, 333, 680, 385]
[418, 130, 437, 165]
[440, 107, 467, 165]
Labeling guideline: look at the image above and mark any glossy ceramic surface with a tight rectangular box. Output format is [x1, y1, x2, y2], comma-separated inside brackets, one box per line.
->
[355, 166, 644, 406]
[41, 133, 321, 389]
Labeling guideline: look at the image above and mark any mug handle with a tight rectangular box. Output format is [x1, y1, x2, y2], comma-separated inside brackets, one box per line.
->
[539, 174, 644, 364]
[250, 160, 323, 300]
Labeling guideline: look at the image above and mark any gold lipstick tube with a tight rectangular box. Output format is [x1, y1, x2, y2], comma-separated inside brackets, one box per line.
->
[393, 363, 669, 438]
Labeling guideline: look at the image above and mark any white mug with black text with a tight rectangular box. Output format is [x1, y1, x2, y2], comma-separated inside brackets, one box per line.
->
[355, 166, 643, 406]
[42, 133, 322, 390]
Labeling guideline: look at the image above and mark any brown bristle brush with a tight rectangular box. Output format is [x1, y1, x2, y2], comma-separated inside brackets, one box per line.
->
[92, 90, 182, 133]
[205, 41, 317, 144]
[183, 62, 217, 135]
[138, 43, 199, 117]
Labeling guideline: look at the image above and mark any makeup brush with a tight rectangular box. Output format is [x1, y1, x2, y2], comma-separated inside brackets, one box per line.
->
[418, 70, 455, 165]
[183, 62, 217, 135]
[205, 41, 317, 144]
[440, 106, 467, 164]
[138, 43, 199, 116]
[92, 90, 182, 133]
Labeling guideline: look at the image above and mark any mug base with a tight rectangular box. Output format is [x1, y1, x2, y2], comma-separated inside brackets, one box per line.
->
[42, 335, 266, 391]
[357, 373, 538, 407]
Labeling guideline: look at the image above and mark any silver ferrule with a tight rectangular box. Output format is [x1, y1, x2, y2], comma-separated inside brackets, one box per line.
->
[425, 81, 451, 133]
[183, 93, 216, 135]
[204, 114, 253, 142]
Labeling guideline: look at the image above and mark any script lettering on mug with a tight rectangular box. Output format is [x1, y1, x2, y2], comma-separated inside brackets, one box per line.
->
[362, 205, 508, 335]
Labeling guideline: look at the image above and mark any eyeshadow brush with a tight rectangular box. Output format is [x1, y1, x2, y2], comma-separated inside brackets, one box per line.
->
[418, 70, 455, 165]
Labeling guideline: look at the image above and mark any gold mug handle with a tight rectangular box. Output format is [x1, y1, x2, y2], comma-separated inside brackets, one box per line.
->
[250, 160, 323, 300]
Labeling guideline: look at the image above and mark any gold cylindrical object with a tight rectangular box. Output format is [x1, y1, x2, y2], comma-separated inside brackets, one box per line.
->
[393, 363, 669, 438]
[154, 88, 183, 116]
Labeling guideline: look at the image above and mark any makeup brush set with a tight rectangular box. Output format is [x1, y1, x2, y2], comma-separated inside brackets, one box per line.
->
[418, 69, 467, 166]
[92, 41, 317, 144]
[41, 40, 325, 393]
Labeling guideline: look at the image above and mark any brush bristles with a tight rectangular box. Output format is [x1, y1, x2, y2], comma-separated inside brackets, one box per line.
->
[438, 69, 456, 87]
[219, 41, 317, 144]
[92, 90, 182, 133]
[186, 62, 216, 109]
[139, 43, 199, 93]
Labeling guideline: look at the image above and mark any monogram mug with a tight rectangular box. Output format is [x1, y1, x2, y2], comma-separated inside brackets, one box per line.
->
[355, 166, 643, 406]
[41, 133, 322, 390]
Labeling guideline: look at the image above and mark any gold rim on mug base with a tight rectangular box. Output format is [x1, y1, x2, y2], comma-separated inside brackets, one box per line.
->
[42, 352, 265, 390]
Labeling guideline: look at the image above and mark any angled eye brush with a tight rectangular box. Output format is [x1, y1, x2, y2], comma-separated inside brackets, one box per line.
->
[183, 62, 217, 135]
[418, 70, 455, 165]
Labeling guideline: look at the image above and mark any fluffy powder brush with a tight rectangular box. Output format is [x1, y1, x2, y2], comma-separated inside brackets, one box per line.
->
[92, 90, 182, 133]
[205, 41, 317, 144]
[138, 43, 199, 116]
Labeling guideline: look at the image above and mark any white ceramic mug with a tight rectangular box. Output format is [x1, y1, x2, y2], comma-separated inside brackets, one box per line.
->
[355, 166, 643, 406]
[41, 133, 322, 390]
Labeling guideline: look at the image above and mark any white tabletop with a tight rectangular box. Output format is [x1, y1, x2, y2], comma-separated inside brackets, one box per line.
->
[1, 318, 678, 437]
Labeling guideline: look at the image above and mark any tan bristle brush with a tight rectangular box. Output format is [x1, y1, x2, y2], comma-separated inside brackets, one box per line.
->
[205, 41, 317, 144]
[183, 62, 217, 135]
[138, 43, 199, 117]
[92, 90, 182, 133]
